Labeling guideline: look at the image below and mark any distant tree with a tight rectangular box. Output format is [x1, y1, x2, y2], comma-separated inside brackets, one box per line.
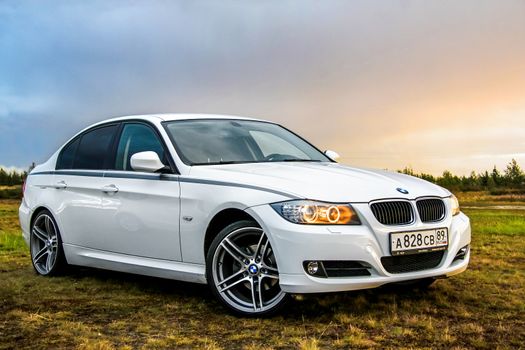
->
[478, 171, 490, 187]
[442, 170, 452, 179]
[467, 171, 479, 188]
[0, 168, 6, 185]
[400, 166, 415, 176]
[419, 173, 436, 183]
[504, 159, 523, 186]
[491, 166, 503, 186]
[437, 170, 461, 188]
[486, 175, 496, 189]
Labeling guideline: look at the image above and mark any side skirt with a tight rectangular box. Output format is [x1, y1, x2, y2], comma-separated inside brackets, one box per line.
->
[63, 244, 207, 284]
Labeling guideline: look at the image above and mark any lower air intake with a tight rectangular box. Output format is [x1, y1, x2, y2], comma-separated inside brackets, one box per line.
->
[381, 251, 445, 274]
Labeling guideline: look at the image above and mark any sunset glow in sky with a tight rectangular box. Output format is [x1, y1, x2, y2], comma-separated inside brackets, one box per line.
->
[1, 1, 524, 175]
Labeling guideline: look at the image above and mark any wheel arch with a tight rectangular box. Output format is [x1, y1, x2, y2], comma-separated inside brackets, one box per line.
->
[203, 208, 259, 259]
[28, 205, 69, 274]
[30, 206, 54, 227]
[29, 205, 67, 246]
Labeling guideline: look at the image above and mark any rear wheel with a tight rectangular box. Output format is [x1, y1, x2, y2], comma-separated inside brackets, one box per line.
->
[30, 210, 67, 276]
[206, 220, 289, 316]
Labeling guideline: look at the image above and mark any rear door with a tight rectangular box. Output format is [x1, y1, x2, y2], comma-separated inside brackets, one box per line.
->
[54, 123, 120, 248]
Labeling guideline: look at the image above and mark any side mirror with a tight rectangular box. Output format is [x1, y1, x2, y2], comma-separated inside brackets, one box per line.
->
[324, 150, 340, 162]
[130, 151, 169, 173]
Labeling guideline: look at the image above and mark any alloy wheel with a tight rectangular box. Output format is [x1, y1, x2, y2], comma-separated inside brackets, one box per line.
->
[31, 214, 59, 275]
[211, 226, 286, 314]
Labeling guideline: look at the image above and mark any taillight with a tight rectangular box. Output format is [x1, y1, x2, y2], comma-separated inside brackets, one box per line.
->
[22, 178, 26, 196]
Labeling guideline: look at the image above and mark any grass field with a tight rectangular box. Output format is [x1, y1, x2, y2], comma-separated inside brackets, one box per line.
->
[1, 196, 524, 349]
[0, 185, 22, 200]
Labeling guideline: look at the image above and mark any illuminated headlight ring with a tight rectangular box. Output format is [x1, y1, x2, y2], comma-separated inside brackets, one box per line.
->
[271, 200, 361, 225]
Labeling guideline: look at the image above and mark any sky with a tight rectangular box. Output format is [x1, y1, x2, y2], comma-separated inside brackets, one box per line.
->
[1, 0, 524, 175]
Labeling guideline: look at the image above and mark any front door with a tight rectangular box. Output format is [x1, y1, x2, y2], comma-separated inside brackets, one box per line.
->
[97, 122, 181, 261]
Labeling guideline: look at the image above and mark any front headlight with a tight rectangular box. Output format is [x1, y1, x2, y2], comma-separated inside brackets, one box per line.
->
[271, 200, 361, 225]
[451, 194, 460, 216]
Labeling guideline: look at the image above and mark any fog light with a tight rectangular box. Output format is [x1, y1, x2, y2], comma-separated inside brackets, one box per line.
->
[453, 245, 469, 261]
[307, 261, 319, 275]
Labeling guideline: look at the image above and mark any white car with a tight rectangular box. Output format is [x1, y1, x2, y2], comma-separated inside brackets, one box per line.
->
[19, 114, 471, 316]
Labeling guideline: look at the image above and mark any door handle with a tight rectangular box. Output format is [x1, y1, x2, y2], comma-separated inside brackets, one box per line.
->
[54, 181, 67, 189]
[100, 184, 119, 194]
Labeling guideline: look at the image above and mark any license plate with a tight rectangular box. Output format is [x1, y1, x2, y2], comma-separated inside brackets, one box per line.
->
[390, 228, 448, 256]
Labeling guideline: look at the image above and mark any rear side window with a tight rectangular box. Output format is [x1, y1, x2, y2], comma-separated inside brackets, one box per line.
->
[74, 125, 118, 170]
[56, 137, 80, 170]
[114, 123, 166, 171]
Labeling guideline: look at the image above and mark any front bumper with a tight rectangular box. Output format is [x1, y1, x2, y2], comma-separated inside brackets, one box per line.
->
[246, 204, 471, 294]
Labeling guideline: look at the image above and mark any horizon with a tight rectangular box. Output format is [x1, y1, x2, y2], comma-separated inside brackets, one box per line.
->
[1, 158, 522, 178]
[1, 1, 524, 175]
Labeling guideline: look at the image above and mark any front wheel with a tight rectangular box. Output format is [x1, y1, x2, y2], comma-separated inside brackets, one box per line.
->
[206, 221, 289, 316]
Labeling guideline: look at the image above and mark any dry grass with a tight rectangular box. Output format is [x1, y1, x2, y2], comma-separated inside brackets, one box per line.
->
[456, 190, 525, 206]
[0, 197, 524, 349]
[0, 186, 19, 190]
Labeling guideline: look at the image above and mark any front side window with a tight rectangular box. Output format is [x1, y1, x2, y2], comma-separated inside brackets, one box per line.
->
[74, 124, 118, 170]
[164, 119, 330, 165]
[114, 123, 166, 171]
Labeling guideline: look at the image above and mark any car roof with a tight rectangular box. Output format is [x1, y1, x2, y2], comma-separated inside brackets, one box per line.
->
[100, 113, 265, 124]
[64, 113, 274, 150]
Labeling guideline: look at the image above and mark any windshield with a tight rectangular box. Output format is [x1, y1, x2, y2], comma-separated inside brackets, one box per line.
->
[164, 119, 331, 165]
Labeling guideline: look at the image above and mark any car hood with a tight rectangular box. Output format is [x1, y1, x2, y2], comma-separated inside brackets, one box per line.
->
[188, 162, 450, 203]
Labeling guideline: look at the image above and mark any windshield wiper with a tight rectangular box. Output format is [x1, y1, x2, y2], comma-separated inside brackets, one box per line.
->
[192, 160, 240, 165]
[278, 159, 322, 162]
[191, 159, 323, 165]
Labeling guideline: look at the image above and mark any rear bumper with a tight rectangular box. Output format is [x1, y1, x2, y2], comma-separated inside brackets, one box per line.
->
[18, 199, 31, 246]
[246, 205, 471, 294]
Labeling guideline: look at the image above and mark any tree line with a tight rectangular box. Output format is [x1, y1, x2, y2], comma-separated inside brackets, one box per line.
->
[0, 168, 27, 186]
[399, 159, 524, 191]
[0, 160, 523, 191]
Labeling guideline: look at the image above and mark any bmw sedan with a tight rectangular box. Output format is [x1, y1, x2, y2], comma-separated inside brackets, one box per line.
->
[19, 114, 471, 316]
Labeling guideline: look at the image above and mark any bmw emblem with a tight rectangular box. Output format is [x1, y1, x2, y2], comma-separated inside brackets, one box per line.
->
[396, 187, 409, 194]
[248, 264, 259, 274]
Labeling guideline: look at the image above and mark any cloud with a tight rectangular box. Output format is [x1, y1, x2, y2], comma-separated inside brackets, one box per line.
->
[1, 1, 524, 175]
[470, 153, 525, 160]
[0, 165, 26, 173]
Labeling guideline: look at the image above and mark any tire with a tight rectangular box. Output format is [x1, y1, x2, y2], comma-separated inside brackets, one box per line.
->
[30, 210, 67, 276]
[206, 220, 289, 316]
